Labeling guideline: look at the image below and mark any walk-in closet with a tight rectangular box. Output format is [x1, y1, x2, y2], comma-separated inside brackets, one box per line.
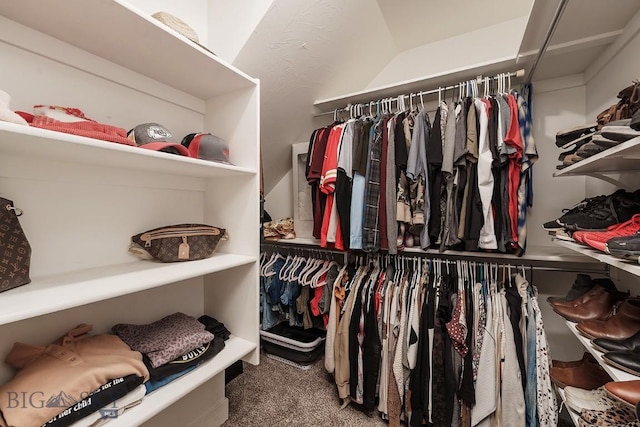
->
[0, 1, 640, 426]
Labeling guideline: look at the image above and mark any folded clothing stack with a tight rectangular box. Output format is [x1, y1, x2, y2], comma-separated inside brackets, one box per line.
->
[0, 324, 149, 427]
[112, 312, 227, 394]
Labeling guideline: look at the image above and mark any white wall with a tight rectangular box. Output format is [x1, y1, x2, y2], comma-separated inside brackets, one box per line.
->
[365, 17, 527, 90]
[264, 169, 293, 220]
[528, 75, 587, 247]
[207, 0, 274, 63]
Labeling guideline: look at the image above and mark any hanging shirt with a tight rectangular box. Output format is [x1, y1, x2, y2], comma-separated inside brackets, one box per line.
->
[336, 120, 356, 249]
[474, 99, 497, 250]
[362, 119, 385, 252]
[320, 124, 344, 248]
[406, 109, 432, 249]
[504, 94, 524, 246]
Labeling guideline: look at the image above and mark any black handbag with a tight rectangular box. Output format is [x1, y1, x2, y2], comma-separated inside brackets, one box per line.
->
[0, 197, 32, 293]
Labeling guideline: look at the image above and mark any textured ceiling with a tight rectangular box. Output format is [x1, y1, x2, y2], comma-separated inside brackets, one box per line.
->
[377, 0, 533, 51]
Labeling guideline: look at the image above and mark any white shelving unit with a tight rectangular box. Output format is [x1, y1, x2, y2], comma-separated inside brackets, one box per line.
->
[0, 1, 260, 426]
[551, 116, 640, 427]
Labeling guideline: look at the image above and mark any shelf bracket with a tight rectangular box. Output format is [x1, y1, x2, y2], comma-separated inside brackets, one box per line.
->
[583, 172, 635, 191]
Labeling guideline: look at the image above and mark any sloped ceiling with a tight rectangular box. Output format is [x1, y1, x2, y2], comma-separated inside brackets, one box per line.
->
[233, 0, 639, 194]
[377, 0, 533, 52]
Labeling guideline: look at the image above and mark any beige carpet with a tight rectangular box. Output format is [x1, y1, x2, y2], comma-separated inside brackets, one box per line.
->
[223, 351, 576, 426]
[223, 352, 387, 427]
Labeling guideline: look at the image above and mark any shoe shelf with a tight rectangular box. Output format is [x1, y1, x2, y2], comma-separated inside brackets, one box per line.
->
[552, 239, 640, 277]
[553, 135, 640, 178]
[106, 335, 256, 427]
[0, 254, 256, 327]
[565, 320, 638, 383]
[556, 386, 581, 427]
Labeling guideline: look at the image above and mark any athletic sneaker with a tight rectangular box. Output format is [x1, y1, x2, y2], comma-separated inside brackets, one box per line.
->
[606, 231, 640, 261]
[553, 229, 575, 241]
[542, 194, 609, 231]
[581, 214, 640, 252]
[573, 230, 588, 243]
[560, 190, 640, 231]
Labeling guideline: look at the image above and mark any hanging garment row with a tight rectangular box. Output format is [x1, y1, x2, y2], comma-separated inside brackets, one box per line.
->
[259, 249, 342, 331]
[305, 78, 537, 256]
[323, 256, 556, 427]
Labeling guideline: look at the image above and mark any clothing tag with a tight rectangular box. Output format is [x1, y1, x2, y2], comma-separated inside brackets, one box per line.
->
[179, 236, 190, 260]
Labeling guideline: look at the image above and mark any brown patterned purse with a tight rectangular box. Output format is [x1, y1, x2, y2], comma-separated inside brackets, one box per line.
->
[0, 197, 31, 293]
[129, 224, 228, 262]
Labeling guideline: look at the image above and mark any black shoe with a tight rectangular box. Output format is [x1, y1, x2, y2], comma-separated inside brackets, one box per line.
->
[545, 194, 609, 231]
[556, 124, 598, 148]
[560, 189, 640, 231]
[593, 329, 640, 352]
[607, 231, 640, 259]
[542, 219, 564, 231]
[547, 274, 597, 304]
[602, 349, 640, 376]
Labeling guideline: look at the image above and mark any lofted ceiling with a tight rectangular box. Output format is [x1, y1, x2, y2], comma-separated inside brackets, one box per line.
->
[232, 0, 640, 194]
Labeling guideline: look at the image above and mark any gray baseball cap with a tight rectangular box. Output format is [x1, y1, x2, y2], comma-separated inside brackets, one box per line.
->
[181, 133, 232, 164]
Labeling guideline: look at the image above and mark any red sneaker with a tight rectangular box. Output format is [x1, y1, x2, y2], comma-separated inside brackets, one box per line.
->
[582, 214, 640, 252]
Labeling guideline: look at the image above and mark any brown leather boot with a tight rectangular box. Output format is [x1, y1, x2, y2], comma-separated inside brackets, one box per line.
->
[550, 284, 608, 309]
[552, 352, 598, 369]
[553, 287, 621, 323]
[577, 298, 640, 340]
[550, 362, 612, 389]
[605, 380, 640, 407]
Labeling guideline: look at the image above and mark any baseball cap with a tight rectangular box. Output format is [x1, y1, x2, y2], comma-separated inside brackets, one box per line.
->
[127, 123, 191, 157]
[181, 133, 232, 164]
[151, 12, 217, 56]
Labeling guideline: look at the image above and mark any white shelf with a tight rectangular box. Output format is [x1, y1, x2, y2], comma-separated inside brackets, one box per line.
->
[557, 386, 581, 426]
[0, 122, 256, 178]
[0, 0, 256, 99]
[554, 135, 640, 177]
[107, 336, 256, 427]
[313, 56, 519, 112]
[0, 254, 256, 326]
[263, 239, 598, 266]
[552, 239, 640, 276]
[565, 320, 639, 382]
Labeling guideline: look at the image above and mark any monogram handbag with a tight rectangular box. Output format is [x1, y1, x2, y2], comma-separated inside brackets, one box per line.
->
[128, 224, 228, 262]
[0, 197, 32, 293]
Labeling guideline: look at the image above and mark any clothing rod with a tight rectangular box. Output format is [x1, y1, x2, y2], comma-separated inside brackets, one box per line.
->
[314, 68, 526, 117]
[525, 0, 568, 85]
